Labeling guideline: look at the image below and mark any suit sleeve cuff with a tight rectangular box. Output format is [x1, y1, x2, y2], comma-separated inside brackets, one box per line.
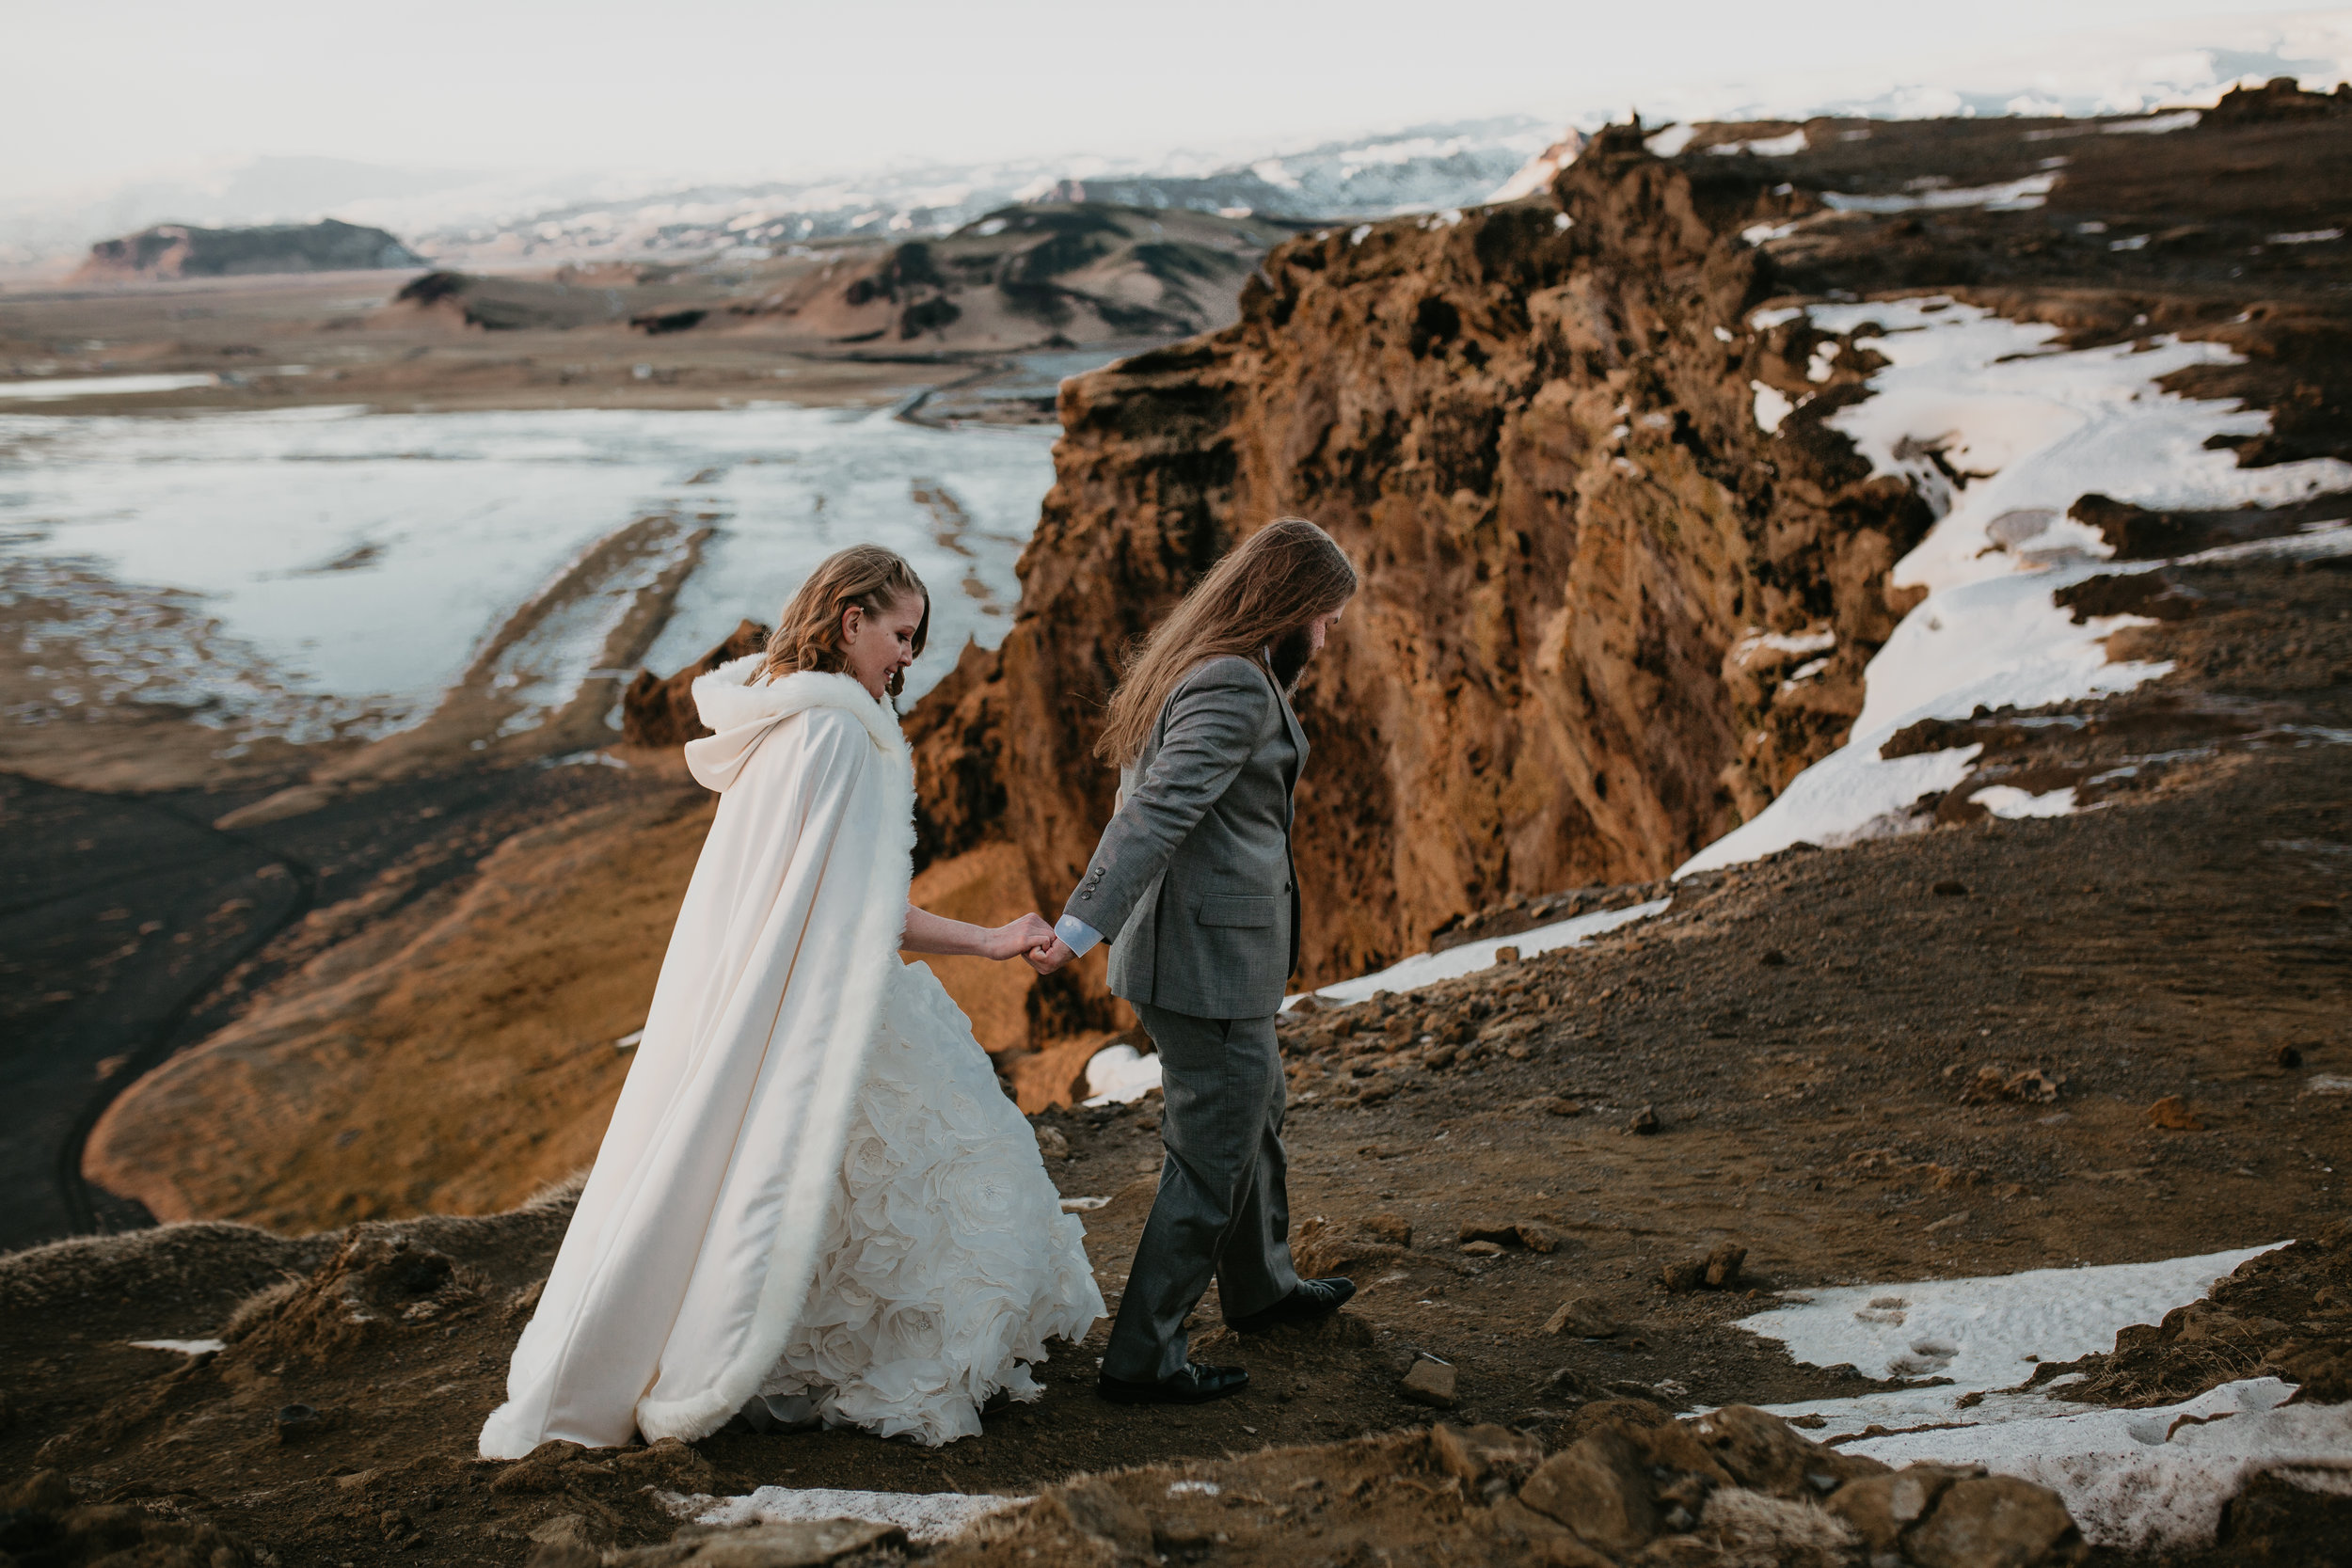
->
[1055, 913, 1104, 957]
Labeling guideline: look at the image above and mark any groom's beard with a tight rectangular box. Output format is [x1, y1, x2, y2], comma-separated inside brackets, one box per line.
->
[1268, 626, 1315, 693]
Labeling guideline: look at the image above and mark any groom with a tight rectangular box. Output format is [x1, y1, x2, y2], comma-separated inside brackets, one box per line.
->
[1027, 517, 1359, 1406]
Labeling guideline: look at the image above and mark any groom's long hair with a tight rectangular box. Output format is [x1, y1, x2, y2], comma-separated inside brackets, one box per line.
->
[1094, 517, 1357, 765]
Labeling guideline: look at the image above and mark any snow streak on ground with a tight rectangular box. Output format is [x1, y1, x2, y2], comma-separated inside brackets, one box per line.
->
[1286, 899, 1673, 1008]
[1729, 1245, 2352, 1550]
[675, 1484, 1025, 1544]
[0, 404, 1055, 740]
[1081, 900, 1674, 1105]
[1680, 298, 2352, 876]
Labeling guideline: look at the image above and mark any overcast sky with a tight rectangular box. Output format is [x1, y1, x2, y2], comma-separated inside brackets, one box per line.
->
[4, 1, 2345, 198]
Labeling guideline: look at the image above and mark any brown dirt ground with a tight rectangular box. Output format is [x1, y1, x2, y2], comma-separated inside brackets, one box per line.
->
[4, 542, 2344, 1563]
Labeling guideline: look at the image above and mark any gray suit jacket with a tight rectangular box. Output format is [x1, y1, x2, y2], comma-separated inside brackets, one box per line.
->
[1063, 655, 1307, 1020]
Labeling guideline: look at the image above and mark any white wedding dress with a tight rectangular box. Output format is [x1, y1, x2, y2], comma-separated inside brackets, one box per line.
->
[760, 958, 1104, 1445]
[481, 666, 1101, 1459]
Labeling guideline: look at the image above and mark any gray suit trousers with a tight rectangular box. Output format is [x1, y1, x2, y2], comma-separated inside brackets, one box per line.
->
[1102, 1003, 1300, 1383]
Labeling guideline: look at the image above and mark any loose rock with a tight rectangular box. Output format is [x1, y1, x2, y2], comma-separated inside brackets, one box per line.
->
[1544, 1294, 1619, 1338]
[1400, 1354, 1458, 1407]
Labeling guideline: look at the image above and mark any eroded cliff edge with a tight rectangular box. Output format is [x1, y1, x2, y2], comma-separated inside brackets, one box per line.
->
[910, 126, 1933, 990]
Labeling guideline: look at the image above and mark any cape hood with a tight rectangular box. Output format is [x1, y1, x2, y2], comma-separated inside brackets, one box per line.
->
[684, 658, 907, 792]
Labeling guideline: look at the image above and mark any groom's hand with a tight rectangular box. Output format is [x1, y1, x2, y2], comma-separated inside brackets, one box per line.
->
[1025, 937, 1075, 975]
[992, 912, 1056, 961]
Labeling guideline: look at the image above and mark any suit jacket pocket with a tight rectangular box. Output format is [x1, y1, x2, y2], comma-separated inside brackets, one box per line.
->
[1195, 894, 1278, 928]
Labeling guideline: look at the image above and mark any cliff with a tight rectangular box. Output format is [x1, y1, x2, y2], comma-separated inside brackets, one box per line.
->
[909, 100, 2352, 993]
[909, 125, 1927, 989]
[71, 218, 424, 281]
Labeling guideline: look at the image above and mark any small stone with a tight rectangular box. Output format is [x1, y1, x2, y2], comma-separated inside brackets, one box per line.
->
[1362, 1212, 1414, 1245]
[492, 1439, 586, 1494]
[1518, 1428, 1659, 1554]
[1544, 1294, 1619, 1338]
[612, 1435, 719, 1495]
[1430, 1421, 1544, 1486]
[2146, 1095, 2204, 1132]
[1628, 1104, 1661, 1135]
[1493, 945, 1520, 965]
[1518, 1222, 1570, 1254]
[1034, 1124, 1070, 1160]
[1463, 1240, 1506, 1257]
[1660, 1259, 1707, 1293]
[1825, 1465, 1977, 1553]
[1704, 1242, 1747, 1290]
[1401, 1354, 1458, 1407]
[1535, 1096, 1584, 1117]
[2274, 1044, 2303, 1069]
[1932, 879, 1968, 896]
[1759, 949, 1790, 967]
[275, 1402, 327, 1445]
[1903, 1474, 2082, 1568]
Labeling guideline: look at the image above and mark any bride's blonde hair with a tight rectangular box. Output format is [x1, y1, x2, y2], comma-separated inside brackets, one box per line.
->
[1094, 517, 1356, 765]
[762, 545, 930, 699]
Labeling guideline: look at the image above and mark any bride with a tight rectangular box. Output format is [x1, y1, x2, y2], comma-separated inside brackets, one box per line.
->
[481, 545, 1102, 1456]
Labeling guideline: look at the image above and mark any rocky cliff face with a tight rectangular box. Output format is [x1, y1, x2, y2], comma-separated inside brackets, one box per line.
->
[909, 126, 1929, 988]
[912, 94, 2352, 996]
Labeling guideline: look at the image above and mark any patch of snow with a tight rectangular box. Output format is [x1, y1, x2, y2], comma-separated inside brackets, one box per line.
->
[1752, 382, 1796, 434]
[0, 373, 219, 401]
[1713, 325, 1737, 344]
[1488, 131, 1587, 203]
[1081, 1044, 1163, 1106]
[2111, 233, 2151, 251]
[1678, 297, 2352, 877]
[1282, 897, 1672, 1009]
[2268, 227, 2344, 245]
[128, 1338, 226, 1355]
[2104, 109, 2203, 135]
[675, 1486, 1025, 1544]
[1644, 124, 1700, 157]
[1741, 1243, 2285, 1430]
[1971, 784, 2078, 818]
[1822, 173, 2057, 214]
[1749, 307, 1807, 330]
[1850, 1378, 2352, 1552]
[1057, 1196, 1109, 1212]
[1733, 627, 1837, 665]
[1709, 130, 1809, 157]
[1347, 223, 1374, 245]
[1740, 220, 1800, 245]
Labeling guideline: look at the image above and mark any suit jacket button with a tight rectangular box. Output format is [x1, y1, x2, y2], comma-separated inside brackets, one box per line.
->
[1079, 891, 1092, 900]
[1284, 880, 1294, 893]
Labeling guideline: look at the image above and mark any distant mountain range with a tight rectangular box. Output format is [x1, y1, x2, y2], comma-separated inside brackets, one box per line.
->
[3, 14, 2344, 274]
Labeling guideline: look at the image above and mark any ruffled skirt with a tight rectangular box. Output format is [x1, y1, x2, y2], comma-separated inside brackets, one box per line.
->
[758, 959, 1104, 1444]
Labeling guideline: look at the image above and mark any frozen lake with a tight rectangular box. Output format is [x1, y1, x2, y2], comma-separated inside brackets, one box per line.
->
[0, 403, 1059, 743]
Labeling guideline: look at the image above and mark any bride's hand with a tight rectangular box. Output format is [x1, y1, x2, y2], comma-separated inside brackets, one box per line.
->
[987, 912, 1057, 962]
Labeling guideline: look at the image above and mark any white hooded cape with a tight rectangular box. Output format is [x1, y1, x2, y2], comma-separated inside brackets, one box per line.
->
[481, 661, 915, 1457]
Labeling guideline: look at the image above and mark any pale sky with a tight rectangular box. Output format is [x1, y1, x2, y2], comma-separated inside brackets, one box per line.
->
[3, 1, 2344, 198]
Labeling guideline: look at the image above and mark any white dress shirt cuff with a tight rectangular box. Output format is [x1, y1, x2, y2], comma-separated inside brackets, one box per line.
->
[1054, 913, 1103, 957]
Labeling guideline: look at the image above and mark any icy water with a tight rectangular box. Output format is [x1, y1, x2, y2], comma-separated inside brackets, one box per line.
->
[0, 403, 1058, 741]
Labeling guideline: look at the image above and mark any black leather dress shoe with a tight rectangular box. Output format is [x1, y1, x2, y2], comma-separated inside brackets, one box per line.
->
[1226, 1276, 1357, 1334]
[1096, 1362, 1249, 1405]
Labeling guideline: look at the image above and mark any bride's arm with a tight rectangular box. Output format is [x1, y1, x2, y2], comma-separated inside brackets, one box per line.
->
[902, 905, 1056, 961]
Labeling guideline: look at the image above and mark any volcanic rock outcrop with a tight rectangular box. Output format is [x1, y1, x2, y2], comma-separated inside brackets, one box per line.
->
[72, 218, 424, 281]
[909, 126, 1929, 989]
[909, 99, 2352, 992]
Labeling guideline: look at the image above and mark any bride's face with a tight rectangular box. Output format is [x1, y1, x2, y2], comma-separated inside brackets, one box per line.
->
[840, 592, 925, 700]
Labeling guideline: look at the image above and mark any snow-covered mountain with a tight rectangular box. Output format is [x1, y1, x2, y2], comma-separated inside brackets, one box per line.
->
[7, 12, 2346, 273]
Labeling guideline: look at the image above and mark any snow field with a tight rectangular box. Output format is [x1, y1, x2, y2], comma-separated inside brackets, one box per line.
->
[1682, 298, 2352, 876]
[1731, 1244, 2352, 1549]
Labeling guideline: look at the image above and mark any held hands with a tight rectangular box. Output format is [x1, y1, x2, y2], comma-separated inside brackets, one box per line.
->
[986, 912, 1057, 962]
[1025, 936, 1075, 976]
